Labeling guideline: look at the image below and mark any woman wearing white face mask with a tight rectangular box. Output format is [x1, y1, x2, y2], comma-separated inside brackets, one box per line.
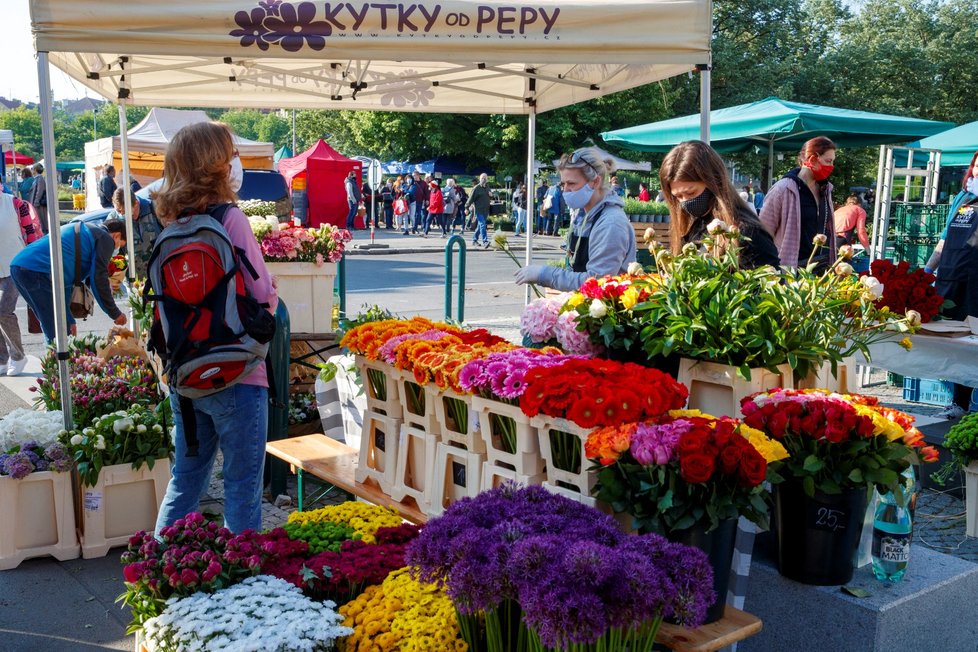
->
[229, 149, 244, 193]
[514, 147, 636, 291]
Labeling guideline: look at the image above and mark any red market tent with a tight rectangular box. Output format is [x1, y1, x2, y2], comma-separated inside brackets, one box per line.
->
[4, 151, 34, 165]
[278, 140, 361, 229]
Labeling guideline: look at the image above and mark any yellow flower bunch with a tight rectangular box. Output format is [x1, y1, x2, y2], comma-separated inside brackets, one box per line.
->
[287, 502, 403, 544]
[340, 568, 466, 652]
[851, 404, 907, 442]
[741, 424, 791, 462]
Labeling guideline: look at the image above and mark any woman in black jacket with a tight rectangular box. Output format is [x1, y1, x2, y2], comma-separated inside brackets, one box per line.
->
[659, 141, 780, 269]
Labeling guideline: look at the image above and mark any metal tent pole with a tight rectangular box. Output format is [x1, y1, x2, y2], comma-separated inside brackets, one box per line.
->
[698, 64, 711, 144]
[767, 138, 775, 191]
[37, 52, 74, 430]
[117, 98, 139, 336]
[525, 107, 537, 305]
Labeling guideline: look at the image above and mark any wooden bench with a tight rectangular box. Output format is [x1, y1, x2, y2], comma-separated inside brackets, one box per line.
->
[657, 606, 763, 652]
[266, 434, 761, 651]
[265, 433, 426, 524]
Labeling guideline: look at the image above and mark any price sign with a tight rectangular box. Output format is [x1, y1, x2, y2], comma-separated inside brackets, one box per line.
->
[808, 504, 849, 533]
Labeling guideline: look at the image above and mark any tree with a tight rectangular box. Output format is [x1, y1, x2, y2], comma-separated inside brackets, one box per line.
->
[0, 107, 42, 159]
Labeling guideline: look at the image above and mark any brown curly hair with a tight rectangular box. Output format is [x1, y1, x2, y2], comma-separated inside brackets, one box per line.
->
[152, 122, 236, 224]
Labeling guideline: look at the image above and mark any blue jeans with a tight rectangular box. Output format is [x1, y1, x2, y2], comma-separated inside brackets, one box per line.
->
[473, 212, 488, 244]
[155, 383, 269, 534]
[423, 211, 437, 235]
[346, 201, 359, 229]
[514, 207, 526, 236]
[10, 265, 73, 343]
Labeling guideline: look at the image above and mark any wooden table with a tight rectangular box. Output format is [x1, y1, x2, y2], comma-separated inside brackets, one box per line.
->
[656, 606, 763, 652]
[265, 434, 762, 651]
[265, 434, 426, 524]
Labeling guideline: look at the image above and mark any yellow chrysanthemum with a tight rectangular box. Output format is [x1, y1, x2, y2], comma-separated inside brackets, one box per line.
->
[287, 502, 402, 544]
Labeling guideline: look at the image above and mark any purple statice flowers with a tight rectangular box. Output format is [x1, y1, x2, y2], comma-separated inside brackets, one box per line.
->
[0, 440, 73, 479]
[458, 349, 584, 401]
[407, 484, 714, 647]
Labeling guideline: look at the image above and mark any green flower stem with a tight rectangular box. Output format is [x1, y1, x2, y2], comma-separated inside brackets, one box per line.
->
[366, 368, 387, 401]
[490, 413, 518, 454]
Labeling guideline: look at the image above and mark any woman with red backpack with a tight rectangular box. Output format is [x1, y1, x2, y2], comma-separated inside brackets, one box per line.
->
[151, 122, 278, 534]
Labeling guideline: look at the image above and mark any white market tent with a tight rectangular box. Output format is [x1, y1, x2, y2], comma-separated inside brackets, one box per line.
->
[83, 108, 275, 210]
[29, 0, 713, 425]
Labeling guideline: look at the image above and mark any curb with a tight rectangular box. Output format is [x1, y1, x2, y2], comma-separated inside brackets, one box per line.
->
[346, 242, 564, 256]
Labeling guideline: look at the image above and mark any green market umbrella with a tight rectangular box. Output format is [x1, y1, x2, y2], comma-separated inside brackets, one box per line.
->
[602, 97, 952, 185]
[906, 121, 978, 167]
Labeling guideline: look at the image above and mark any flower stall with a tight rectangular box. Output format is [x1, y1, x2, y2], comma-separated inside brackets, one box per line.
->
[23, 333, 174, 560]
[250, 216, 352, 334]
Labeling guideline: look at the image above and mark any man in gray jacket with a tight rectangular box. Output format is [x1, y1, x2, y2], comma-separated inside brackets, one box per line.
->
[466, 173, 492, 248]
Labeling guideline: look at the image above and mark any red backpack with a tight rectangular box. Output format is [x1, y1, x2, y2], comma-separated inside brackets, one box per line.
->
[145, 204, 275, 453]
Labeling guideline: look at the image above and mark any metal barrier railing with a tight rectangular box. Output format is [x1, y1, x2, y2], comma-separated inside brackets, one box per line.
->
[444, 236, 467, 322]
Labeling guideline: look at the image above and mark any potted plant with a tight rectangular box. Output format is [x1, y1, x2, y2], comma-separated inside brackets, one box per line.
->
[250, 218, 352, 334]
[0, 416, 78, 569]
[62, 403, 174, 558]
[740, 389, 937, 585]
[587, 410, 789, 622]
[287, 391, 321, 437]
[631, 230, 918, 416]
[939, 412, 978, 537]
[623, 198, 671, 222]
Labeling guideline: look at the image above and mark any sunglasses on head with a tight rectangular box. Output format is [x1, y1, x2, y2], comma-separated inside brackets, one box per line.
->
[563, 150, 599, 176]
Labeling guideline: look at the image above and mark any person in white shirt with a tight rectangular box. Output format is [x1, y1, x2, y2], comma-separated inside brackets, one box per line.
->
[0, 193, 27, 375]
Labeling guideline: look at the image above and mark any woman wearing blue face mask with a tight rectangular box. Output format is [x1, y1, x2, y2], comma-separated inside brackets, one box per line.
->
[515, 147, 636, 291]
[659, 141, 779, 269]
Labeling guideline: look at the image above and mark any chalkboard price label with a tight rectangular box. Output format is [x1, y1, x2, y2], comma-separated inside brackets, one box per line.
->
[452, 461, 466, 487]
[808, 504, 849, 533]
[374, 428, 386, 452]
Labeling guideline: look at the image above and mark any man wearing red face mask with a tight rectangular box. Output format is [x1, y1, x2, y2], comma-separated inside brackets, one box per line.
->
[760, 136, 837, 268]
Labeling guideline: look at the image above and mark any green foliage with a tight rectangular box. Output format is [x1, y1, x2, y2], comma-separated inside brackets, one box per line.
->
[637, 235, 914, 379]
[623, 199, 670, 216]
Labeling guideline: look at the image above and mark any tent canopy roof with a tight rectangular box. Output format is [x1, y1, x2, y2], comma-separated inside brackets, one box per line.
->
[277, 138, 359, 184]
[104, 107, 274, 156]
[907, 122, 978, 167]
[30, 0, 711, 115]
[602, 97, 954, 154]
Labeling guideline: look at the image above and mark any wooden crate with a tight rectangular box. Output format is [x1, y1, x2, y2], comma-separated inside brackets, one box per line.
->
[354, 356, 402, 419]
[0, 471, 79, 570]
[427, 443, 484, 518]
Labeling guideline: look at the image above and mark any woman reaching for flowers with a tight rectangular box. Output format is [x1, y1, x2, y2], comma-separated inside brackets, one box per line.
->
[659, 140, 779, 269]
[515, 147, 636, 291]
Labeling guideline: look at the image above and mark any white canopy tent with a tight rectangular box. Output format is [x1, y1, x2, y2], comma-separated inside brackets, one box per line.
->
[29, 0, 712, 425]
[84, 108, 276, 209]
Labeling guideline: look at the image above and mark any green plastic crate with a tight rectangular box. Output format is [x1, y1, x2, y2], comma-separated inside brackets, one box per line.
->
[889, 238, 939, 268]
[888, 204, 949, 239]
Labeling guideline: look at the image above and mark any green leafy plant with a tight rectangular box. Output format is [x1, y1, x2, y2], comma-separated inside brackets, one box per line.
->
[622, 198, 670, 216]
[61, 402, 173, 486]
[636, 232, 917, 380]
[338, 304, 397, 337]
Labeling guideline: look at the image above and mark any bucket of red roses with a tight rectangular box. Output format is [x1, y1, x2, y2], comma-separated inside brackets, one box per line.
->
[250, 218, 351, 334]
[586, 409, 788, 622]
[519, 357, 688, 498]
[740, 389, 938, 585]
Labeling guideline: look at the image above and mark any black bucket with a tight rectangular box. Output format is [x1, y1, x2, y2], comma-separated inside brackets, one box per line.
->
[668, 517, 739, 623]
[774, 481, 869, 585]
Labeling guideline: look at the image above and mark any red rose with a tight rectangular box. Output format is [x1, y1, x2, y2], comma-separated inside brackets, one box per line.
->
[738, 448, 767, 487]
[718, 443, 743, 475]
[680, 451, 716, 483]
[767, 411, 789, 438]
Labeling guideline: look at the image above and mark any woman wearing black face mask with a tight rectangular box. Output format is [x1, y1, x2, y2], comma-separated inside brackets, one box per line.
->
[759, 136, 838, 268]
[659, 141, 779, 269]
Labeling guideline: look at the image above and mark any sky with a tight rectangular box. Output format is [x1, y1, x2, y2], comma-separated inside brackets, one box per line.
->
[4, 0, 89, 103]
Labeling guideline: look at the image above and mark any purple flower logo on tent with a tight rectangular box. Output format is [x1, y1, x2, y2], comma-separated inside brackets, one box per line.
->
[231, 7, 273, 51]
[230, 1, 331, 52]
[258, 0, 282, 16]
[376, 70, 436, 108]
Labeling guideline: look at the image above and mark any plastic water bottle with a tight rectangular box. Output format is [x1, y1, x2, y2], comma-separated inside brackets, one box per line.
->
[871, 469, 914, 582]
